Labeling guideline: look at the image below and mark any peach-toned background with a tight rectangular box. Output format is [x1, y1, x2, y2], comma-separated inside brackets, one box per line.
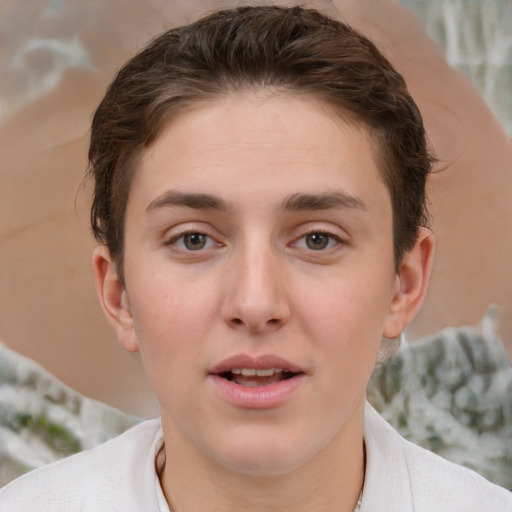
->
[1, 0, 511, 417]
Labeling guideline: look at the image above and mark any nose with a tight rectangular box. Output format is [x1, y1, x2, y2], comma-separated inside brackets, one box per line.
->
[221, 241, 291, 334]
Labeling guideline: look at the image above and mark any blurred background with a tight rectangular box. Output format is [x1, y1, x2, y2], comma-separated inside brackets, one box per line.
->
[1, 0, 511, 419]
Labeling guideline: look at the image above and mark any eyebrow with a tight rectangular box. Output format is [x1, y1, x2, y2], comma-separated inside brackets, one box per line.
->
[146, 189, 367, 215]
[146, 191, 231, 214]
[281, 191, 367, 212]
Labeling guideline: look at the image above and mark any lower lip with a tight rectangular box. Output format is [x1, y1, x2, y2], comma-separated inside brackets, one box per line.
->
[209, 374, 306, 409]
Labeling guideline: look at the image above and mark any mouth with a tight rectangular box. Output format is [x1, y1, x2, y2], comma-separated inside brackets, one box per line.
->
[210, 355, 305, 388]
[219, 368, 300, 387]
[209, 355, 306, 408]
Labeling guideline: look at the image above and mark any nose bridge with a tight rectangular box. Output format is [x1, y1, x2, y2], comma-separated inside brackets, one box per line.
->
[222, 233, 289, 332]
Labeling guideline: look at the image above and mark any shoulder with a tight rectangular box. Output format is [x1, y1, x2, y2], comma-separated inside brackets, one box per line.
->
[362, 403, 512, 512]
[0, 419, 162, 512]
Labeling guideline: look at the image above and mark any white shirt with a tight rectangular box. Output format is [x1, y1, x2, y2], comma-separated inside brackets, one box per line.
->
[1, 402, 511, 511]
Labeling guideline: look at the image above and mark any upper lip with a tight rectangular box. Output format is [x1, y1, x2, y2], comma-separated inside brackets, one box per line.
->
[209, 354, 304, 375]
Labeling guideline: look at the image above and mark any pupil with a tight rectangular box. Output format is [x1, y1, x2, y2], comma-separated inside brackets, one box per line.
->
[306, 233, 329, 250]
[184, 233, 206, 250]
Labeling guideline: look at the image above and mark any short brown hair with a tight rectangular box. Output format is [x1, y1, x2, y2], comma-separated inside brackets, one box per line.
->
[89, 5, 431, 279]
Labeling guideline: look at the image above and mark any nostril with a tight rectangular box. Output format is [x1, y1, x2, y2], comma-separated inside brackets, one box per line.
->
[226, 313, 287, 332]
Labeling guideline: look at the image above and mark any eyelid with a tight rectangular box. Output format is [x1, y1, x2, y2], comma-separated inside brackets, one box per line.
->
[292, 221, 347, 240]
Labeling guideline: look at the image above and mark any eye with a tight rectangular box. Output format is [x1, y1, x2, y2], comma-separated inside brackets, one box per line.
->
[294, 231, 341, 251]
[168, 232, 217, 251]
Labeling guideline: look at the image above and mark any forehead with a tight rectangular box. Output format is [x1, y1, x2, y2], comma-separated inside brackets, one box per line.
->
[120, 94, 392, 232]
[128, 93, 390, 214]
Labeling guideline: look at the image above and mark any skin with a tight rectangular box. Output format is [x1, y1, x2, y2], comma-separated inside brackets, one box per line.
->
[93, 93, 434, 512]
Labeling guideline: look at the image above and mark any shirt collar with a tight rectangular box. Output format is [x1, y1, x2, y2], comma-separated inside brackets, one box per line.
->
[360, 402, 415, 511]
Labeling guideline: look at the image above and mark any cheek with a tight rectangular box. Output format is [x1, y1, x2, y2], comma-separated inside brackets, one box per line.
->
[126, 272, 219, 378]
[130, 264, 216, 332]
[127, 284, 211, 417]
[295, 276, 390, 376]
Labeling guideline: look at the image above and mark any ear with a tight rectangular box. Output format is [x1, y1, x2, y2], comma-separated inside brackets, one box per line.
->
[92, 246, 140, 353]
[383, 227, 435, 338]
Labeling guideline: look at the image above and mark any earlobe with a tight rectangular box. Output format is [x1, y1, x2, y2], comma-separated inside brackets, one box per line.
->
[92, 246, 140, 353]
[383, 227, 435, 338]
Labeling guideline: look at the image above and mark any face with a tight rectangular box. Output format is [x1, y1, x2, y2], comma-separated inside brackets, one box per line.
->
[95, 93, 431, 477]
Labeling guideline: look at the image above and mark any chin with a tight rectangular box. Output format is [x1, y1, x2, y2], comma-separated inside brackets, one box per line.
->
[212, 433, 314, 477]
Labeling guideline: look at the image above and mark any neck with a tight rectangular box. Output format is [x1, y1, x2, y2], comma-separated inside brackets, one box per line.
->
[159, 402, 366, 512]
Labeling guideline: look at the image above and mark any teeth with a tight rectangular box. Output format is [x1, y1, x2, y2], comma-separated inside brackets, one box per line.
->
[231, 368, 284, 377]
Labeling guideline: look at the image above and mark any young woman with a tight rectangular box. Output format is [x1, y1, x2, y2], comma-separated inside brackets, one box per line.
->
[2, 5, 511, 511]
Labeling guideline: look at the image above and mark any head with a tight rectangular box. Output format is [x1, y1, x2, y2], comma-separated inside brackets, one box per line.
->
[89, 4, 434, 487]
[89, 5, 431, 282]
